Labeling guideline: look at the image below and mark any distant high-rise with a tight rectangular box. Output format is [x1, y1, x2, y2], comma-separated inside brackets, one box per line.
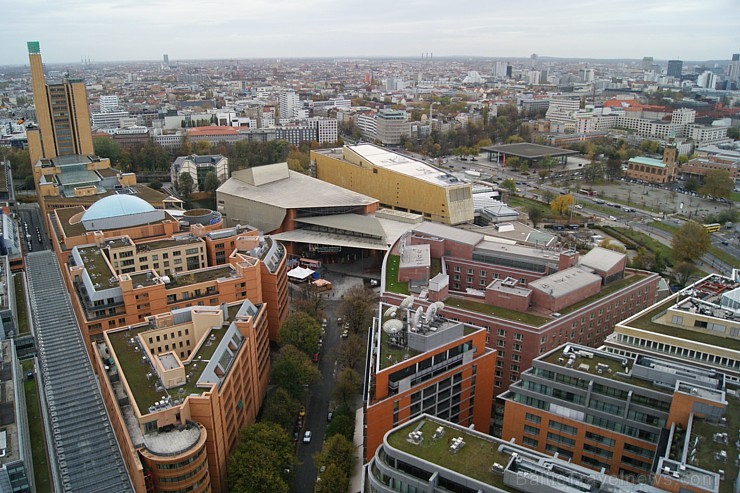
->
[667, 59, 683, 78]
[728, 54, 740, 84]
[163, 53, 169, 65]
[278, 90, 300, 119]
[99, 94, 119, 113]
[732, 54, 740, 62]
[27, 41, 94, 164]
[642, 56, 654, 71]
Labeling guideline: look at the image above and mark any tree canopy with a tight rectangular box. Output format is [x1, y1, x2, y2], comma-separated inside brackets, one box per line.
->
[228, 422, 295, 493]
[271, 344, 321, 399]
[671, 221, 711, 263]
[550, 194, 574, 216]
[699, 169, 733, 199]
[279, 312, 322, 355]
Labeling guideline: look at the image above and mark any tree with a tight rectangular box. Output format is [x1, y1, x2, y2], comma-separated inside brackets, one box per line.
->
[699, 169, 732, 199]
[315, 464, 350, 493]
[228, 422, 295, 493]
[291, 285, 325, 321]
[605, 157, 623, 181]
[279, 312, 322, 355]
[727, 126, 740, 140]
[671, 261, 698, 288]
[93, 137, 122, 164]
[504, 156, 521, 170]
[684, 177, 700, 193]
[314, 434, 356, 476]
[332, 368, 361, 407]
[325, 414, 354, 440]
[639, 140, 659, 154]
[337, 333, 365, 371]
[582, 161, 604, 183]
[671, 221, 710, 262]
[550, 194, 574, 216]
[261, 388, 299, 432]
[526, 205, 544, 228]
[338, 286, 375, 334]
[148, 180, 163, 191]
[203, 170, 220, 193]
[630, 247, 666, 273]
[193, 140, 213, 155]
[177, 172, 195, 197]
[271, 345, 321, 399]
[500, 179, 517, 193]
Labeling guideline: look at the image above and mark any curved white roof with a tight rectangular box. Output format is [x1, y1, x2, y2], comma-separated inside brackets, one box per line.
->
[82, 195, 155, 221]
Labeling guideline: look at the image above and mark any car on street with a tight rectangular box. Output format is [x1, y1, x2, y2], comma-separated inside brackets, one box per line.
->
[312, 352, 320, 363]
[327, 412, 333, 422]
[303, 431, 312, 443]
[299, 406, 306, 417]
[341, 329, 349, 338]
[608, 215, 617, 221]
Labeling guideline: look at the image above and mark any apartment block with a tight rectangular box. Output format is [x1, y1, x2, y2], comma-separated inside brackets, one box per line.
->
[363, 300, 496, 462]
[500, 344, 736, 492]
[93, 299, 269, 493]
[171, 154, 229, 192]
[382, 222, 659, 396]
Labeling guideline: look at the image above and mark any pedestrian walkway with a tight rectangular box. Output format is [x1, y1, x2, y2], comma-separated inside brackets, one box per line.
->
[349, 406, 364, 493]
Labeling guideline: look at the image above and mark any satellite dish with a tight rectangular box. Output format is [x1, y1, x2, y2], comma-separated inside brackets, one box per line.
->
[383, 306, 398, 318]
[399, 295, 415, 310]
[382, 319, 404, 334]
[413, 306, 424, 328]
[425, 303, 438, 322]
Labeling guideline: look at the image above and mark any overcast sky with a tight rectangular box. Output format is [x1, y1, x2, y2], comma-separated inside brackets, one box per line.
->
[2, 0, 738, 64]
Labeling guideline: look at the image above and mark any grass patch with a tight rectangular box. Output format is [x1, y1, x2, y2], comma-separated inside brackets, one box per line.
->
[647, 221, 678, 235]
[379, 328, 421, 370]
[385, 255, 409, 295]
[600, 226, 673, 266]
[690, 396, 740, 493]
[22, 360, 52, 493]
[13, 275, 29, 335]
[508, 196, 559, 220]
[730, 191, 740, 203]
[708, 247, 740, 269]
[445, 296, 549, 326]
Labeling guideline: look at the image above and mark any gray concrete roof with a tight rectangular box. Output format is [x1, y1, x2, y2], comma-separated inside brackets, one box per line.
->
[579, 247, 626, 273]
[294, 213, 386, 239]
[217, 165, 377, 209]
[529, 266, 602, 298]
[412, 222, 484, 246]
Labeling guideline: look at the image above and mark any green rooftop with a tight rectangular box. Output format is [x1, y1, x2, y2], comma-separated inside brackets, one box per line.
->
[387, 417, 511, 488]
[628, 156, 666, 168]
[137, 237, 203, 252]
[625, 299, 740, 352]
[78, 246, 117, 290]
[166, 265, 235, 288]
[129, 272, 160, 288]
[689, 396, 739, 493]
[107, 313, 232, 413]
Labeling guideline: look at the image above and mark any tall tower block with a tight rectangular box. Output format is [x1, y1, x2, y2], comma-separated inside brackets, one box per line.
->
[27, 41, 94, 165]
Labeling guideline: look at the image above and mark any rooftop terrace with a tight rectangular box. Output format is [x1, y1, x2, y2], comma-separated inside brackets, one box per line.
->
[137, 236, 203, 252]
[78, 246, 117, 289]
[166, 265, 236, 288]
[107, 304, 242, 413]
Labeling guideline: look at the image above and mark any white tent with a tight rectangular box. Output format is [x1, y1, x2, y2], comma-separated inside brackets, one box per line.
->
[287, 266, 315, 281]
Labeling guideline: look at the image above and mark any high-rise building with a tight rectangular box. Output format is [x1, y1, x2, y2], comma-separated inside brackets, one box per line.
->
[99, 94, 120, 113]
[697, 70, 717, 89]
[278, 90, 300, 119]
[727, 54, 740, 84]
[374, 109, 411, 145]
[642, 56, 654, 71]
[667, 59, 683, 78]
[163, 53, 169, 65]
[26, 41, 94, 164]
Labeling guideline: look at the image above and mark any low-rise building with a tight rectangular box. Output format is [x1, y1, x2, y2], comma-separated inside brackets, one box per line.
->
[626, 147, 678, 184]
[171, 154, 229, 192]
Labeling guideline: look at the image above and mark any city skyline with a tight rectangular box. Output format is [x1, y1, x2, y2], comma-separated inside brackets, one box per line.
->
[2, 0, 738, 65]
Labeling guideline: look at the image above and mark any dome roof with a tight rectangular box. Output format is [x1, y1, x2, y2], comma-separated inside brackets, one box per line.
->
[82, 194, 156, 221]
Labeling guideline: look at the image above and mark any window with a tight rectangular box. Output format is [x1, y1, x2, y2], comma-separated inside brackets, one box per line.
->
[524, 425, 540, 436]
[525, 413, 541, 424]
[497, 329, 507, 337]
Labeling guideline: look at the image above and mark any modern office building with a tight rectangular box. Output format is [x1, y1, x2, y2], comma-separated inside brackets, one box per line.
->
[667, 59, 684, 78]
[171, 154, 229, 192]
[375, 109, 411, 145]
[99, 94, 120, 113]
[381, 222, 660, 396]
[94, 298, 270, 493]
[0, 341, 32, 492]
[48, 194, 288, 342]
[499, 343, 736, 492]
[278, 90, 300, 120]
[312, 144, 474, 225]
[26, 41, 94, 164]
[366, 413, 668, 493]
[604, 274, 740, 386]
[363, 300, 496, 462]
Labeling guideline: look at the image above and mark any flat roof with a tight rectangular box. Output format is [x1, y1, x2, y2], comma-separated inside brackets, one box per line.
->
[412, 221, 484, 247]
[294, 213, 386, 239]
[345, 144, 470, 188]
[481, 143, 578, 159]
[529, 267, 601, 299]
[26, 251, 132, 492]
[579, 247, 625, 273]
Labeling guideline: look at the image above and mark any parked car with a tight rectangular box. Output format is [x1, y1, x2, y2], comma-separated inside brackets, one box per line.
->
[341, 329, 349, 339]
[608, 215, 618, 221]
[303, 431, 312, 443]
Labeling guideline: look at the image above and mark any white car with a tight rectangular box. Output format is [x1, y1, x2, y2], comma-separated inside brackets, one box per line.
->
[608, 215, 617, 221]
[303, 431, 312, 443]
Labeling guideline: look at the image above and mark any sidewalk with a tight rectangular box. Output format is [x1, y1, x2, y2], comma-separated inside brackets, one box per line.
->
[349, 406, 364, 493]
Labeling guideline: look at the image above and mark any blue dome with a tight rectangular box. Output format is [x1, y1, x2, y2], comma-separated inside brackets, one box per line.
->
[82, 194, 156, 221]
